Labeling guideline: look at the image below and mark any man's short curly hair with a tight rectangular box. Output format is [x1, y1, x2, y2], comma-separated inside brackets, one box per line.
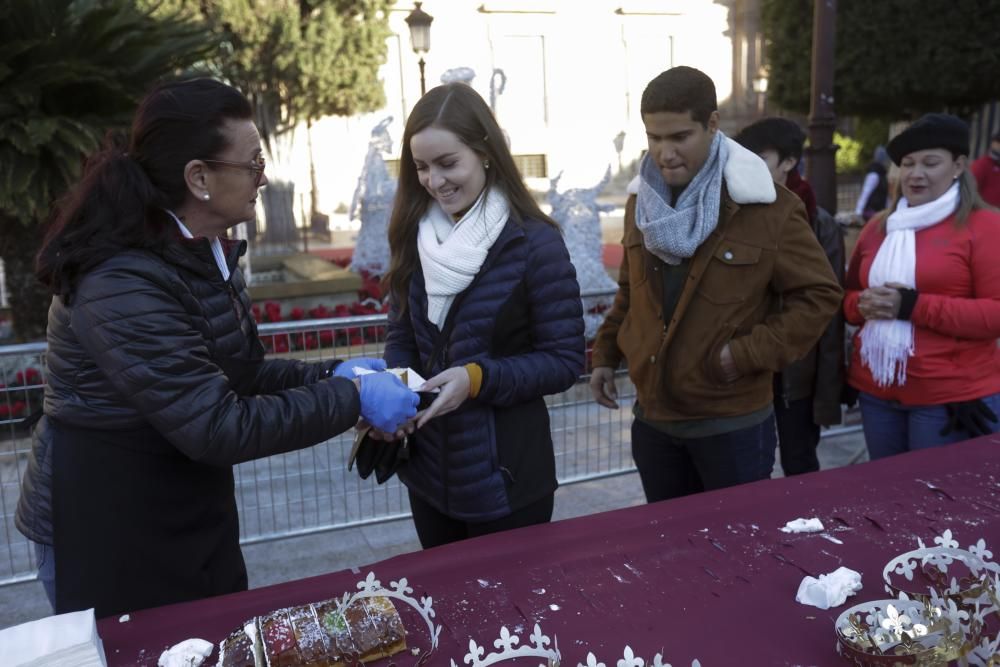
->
[640, 66, 717, 128]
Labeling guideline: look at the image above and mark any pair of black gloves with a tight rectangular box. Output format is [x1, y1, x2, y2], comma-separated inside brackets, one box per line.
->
[940, 399, 999, 438]
[886, 287, 998, 438]
[839, 388, 996, 437]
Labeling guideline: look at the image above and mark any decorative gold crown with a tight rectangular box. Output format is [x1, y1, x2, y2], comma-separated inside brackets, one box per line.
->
[335, 571, 442, 664]
[445, 625, 702, 667]
[882, 529, 1000, 606]
[339, 573, 702, 666]
[835, 531, 1000, 666]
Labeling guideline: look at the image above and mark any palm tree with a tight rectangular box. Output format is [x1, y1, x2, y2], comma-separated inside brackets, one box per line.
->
[0, 0, 211, 341]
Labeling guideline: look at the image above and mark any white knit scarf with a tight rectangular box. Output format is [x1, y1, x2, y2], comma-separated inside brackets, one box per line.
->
[860, 181, 959, 386]
[417, 187, 510, 329]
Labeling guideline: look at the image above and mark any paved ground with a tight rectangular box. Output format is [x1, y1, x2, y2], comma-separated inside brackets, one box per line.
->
[0, 426, 866, 630]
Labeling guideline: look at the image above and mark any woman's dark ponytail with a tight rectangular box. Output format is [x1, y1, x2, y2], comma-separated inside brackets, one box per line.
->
[36, 133, 171, 297]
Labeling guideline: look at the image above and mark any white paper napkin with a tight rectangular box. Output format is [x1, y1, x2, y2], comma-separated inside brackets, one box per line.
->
[780, 517, 825, 533]
[0, 608, 107, 667]
[354, 366, 428, 390]
[795, 566, 863, 609]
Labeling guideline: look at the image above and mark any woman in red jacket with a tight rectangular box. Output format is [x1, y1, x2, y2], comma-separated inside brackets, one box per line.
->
[845, 113, 1000, 459]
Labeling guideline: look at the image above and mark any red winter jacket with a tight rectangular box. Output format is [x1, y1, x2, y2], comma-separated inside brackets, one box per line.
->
[844, 209, 1000, 405]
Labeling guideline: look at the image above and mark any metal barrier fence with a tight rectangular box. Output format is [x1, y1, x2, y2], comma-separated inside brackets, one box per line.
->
[0, 309, 638, 585]
[0, 302, 862, 586]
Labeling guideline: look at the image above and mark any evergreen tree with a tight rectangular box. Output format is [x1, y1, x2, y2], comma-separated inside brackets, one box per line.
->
[151, 0, 392, 240]
[0, 0, 210, 341]
[762, 0, 1000, 119]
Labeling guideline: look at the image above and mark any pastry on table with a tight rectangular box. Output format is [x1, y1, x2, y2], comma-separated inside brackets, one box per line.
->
[258, 608, 301, 666]
[216, 595, 406, 666]
[314, 596, 406, 663]
[216, 622, 262, 667]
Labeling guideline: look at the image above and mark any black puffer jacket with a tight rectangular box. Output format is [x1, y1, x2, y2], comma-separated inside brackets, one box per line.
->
[16, 237, 360, 546]
[775, 206, 845, 426]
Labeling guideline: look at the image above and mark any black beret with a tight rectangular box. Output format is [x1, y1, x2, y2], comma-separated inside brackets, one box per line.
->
[887, 113, 970, 165]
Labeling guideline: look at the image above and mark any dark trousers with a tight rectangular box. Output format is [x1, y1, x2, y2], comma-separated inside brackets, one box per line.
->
[630, 416, 777, 503]
[407, 489, 554, 549]
[774, 396, 821, 475]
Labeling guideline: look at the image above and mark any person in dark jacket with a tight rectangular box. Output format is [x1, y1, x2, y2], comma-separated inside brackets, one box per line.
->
[854, 146, 891, 221]
[16, 79, 419, 618]
[378, 83, 585, 548]
[970, 130, 1000, 208]
[734, 117, 846, 475]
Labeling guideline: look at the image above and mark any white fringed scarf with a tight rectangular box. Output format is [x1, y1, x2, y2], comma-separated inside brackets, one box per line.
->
[417, 187, 510, 329]
[859, 181, 959, 386]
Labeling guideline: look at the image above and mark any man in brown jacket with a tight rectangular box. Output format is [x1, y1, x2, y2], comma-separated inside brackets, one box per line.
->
[590, 66, 842, 503]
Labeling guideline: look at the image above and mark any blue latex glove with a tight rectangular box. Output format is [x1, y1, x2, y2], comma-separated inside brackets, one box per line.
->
[333, 357, 387, 378]
[358, 372, 419, 433]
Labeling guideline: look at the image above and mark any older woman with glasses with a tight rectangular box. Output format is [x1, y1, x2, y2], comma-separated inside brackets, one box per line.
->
[16, 78, 419, 618]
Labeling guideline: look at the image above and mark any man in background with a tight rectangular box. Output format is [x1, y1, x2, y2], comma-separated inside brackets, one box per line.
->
[971, 131, 1000, 208]
[853, 147, 890, 220]
[735, 117, 846, 475]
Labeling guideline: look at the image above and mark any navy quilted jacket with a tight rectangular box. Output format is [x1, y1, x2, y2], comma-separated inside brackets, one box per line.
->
[385, 216, 585, 521]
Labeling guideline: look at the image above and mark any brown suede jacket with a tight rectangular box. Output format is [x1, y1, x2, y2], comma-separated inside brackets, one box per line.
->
[591, 185, 843, 422]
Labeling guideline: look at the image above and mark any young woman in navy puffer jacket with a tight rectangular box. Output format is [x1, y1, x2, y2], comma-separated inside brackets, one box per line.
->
[380, 83, 585, 548]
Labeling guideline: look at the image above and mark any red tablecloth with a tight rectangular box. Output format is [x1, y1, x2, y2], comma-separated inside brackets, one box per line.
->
[97, 434, 1000, 666]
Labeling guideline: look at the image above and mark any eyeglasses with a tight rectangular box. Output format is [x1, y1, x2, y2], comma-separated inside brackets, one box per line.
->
[202, 156, 266, 187]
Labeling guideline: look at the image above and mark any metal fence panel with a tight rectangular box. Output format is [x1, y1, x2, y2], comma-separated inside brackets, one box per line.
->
[0, 306, 862, 585]
[0, 312, 637, 585]
[0, 342, 48, 584]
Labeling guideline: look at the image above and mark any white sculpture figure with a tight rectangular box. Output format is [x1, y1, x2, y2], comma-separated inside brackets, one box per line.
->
[489, 68, 507, 114]
[440, 67, 475, 85]
[349, 117, 396, 278]
[547, 166, 618, 340]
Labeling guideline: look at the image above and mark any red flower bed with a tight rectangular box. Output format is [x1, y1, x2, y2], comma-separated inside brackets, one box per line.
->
[1, 366, 44, 422]
[0, 400, 27, 419]
[252, 296, 390, 354]
[249, 275, 600, 357]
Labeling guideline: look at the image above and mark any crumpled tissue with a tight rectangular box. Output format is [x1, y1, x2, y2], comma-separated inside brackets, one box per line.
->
[795, 566, 863, 609]
[781, 517, 825, 533]
[158, 638, 213, 667]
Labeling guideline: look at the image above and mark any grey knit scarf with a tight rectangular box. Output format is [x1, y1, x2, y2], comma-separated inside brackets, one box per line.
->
[636, 131, 728, 265]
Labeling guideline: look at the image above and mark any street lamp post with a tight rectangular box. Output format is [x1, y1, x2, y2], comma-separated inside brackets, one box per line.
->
[752, 70, 769, 116]
[405, 2, 434, 96]
[805, 0, 838, 214]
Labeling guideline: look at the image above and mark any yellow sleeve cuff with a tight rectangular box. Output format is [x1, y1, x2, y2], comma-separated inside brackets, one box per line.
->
[464, 362, 483, 399]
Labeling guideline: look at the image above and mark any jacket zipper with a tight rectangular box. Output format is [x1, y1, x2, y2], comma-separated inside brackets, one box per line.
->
[426, 219, 521, 514]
